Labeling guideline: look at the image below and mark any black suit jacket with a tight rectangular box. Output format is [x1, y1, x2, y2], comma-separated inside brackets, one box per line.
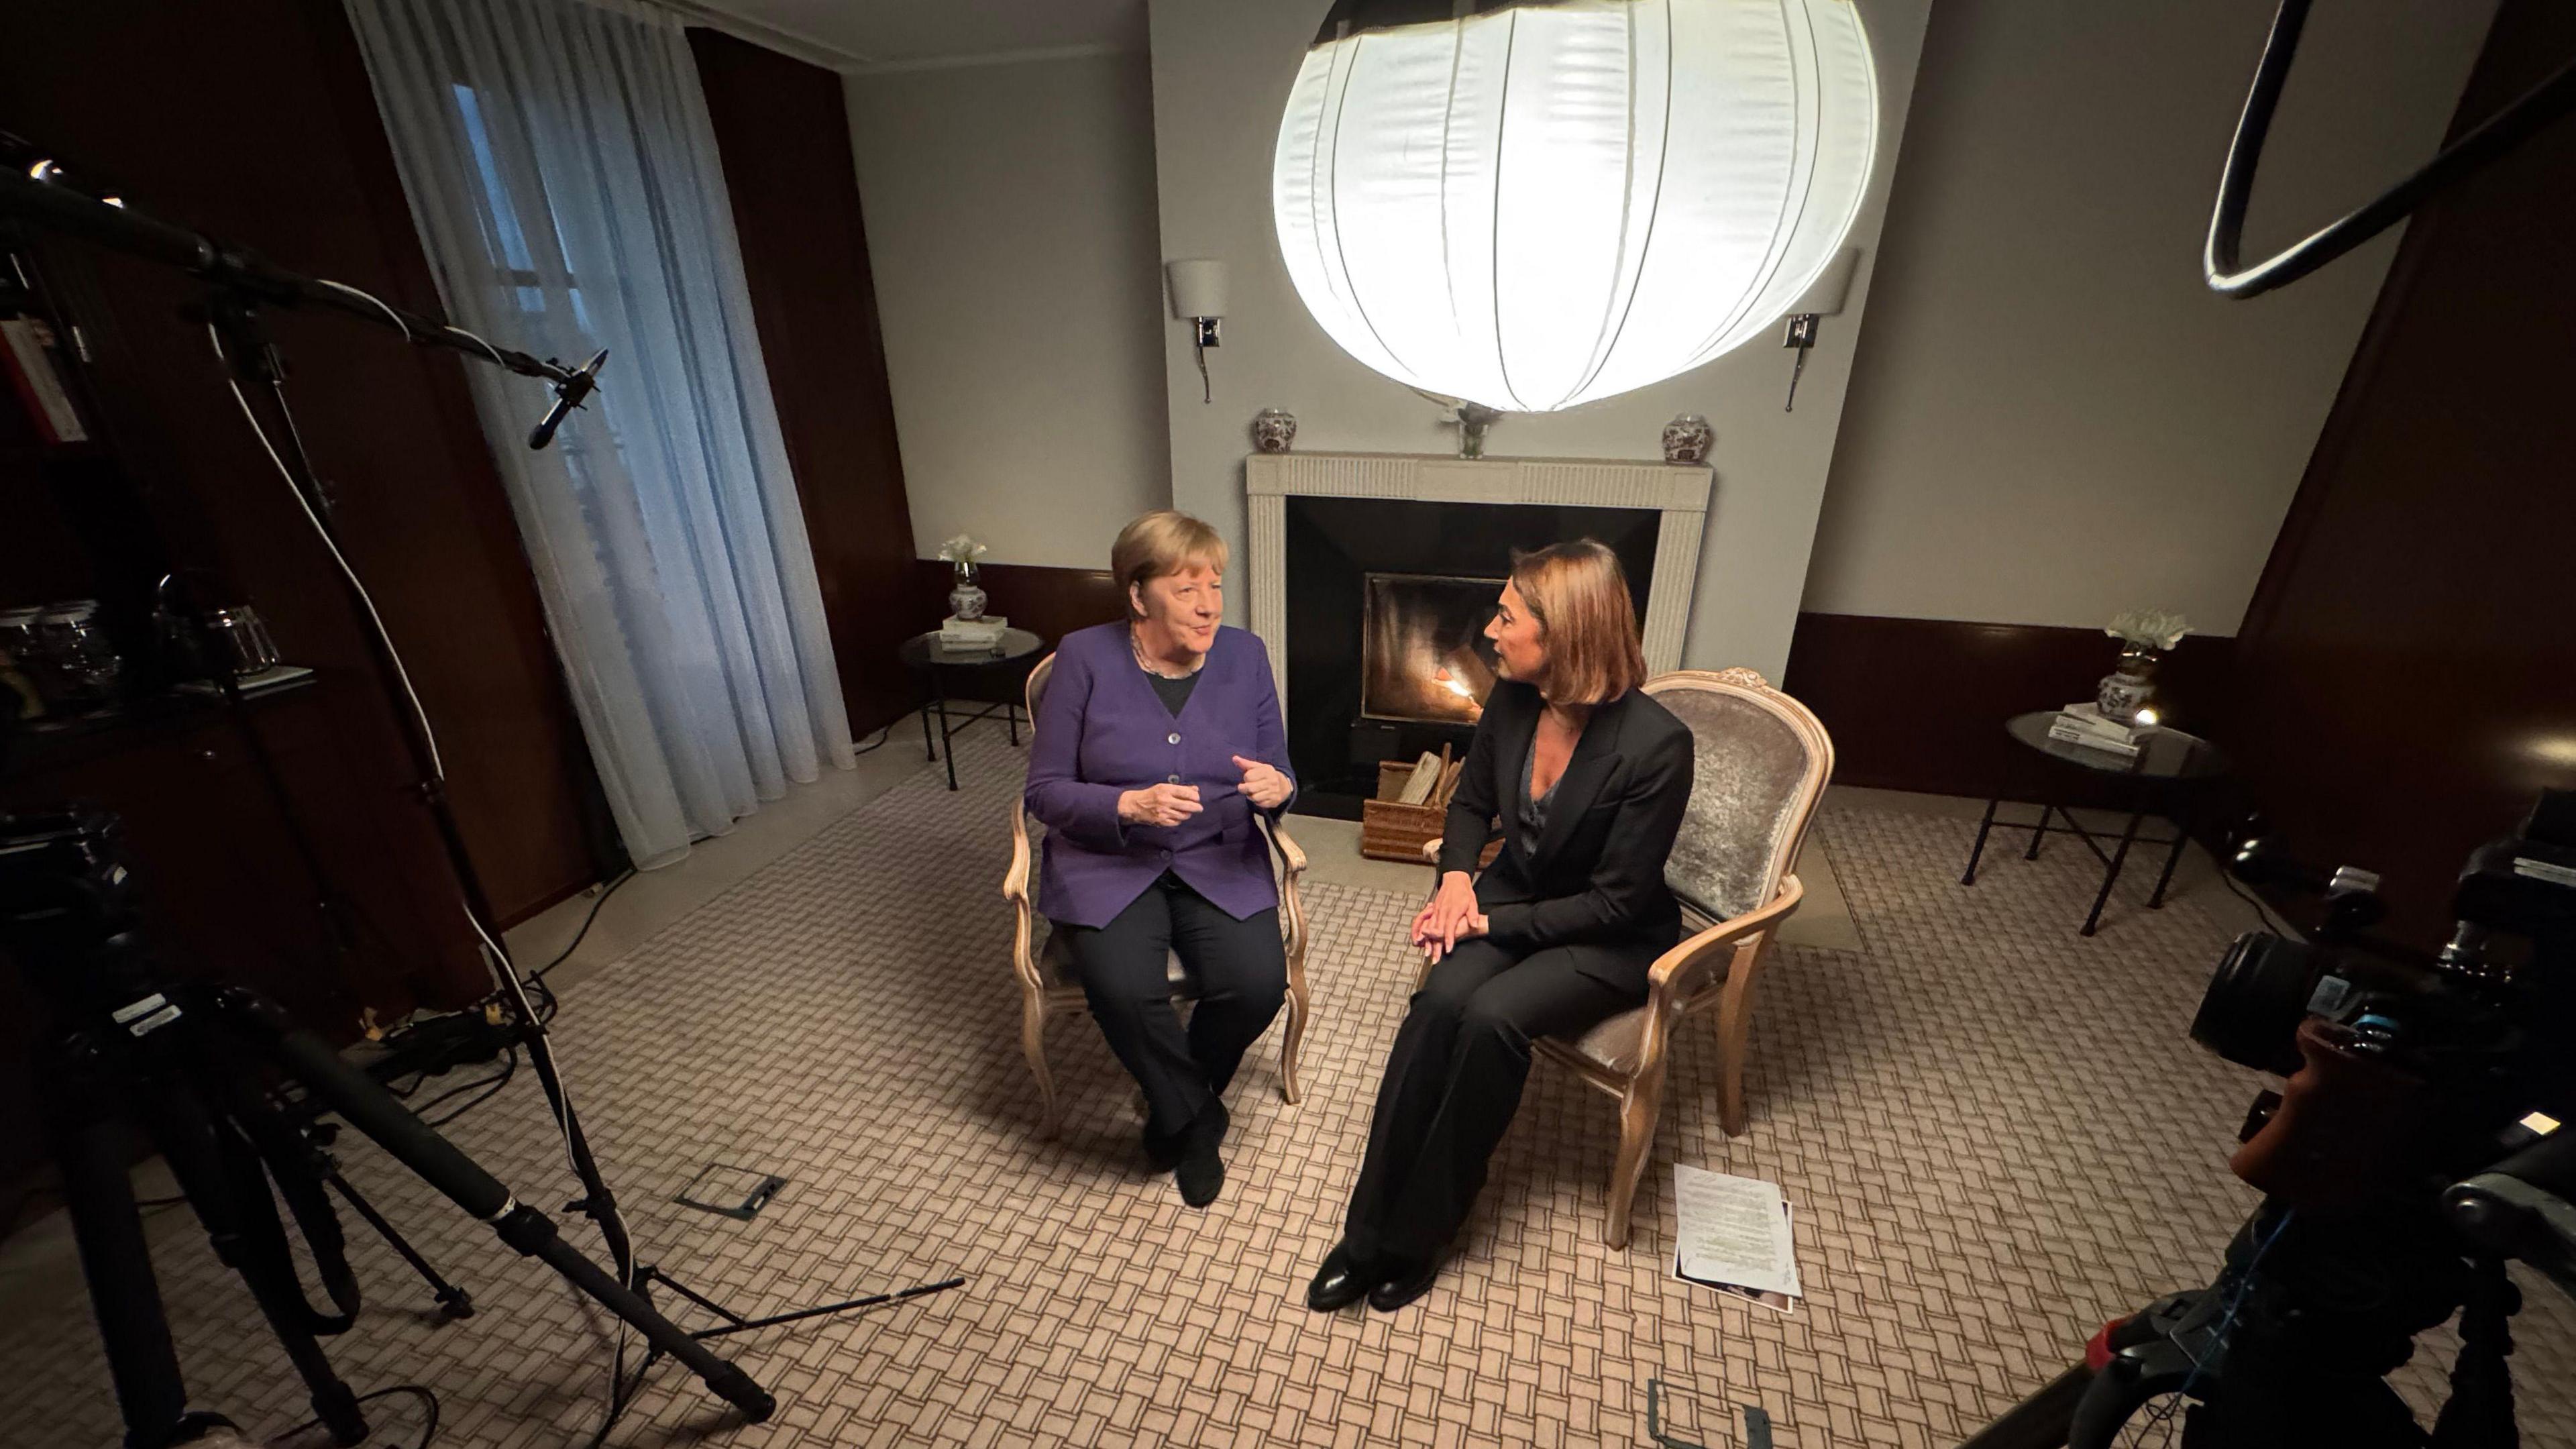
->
[1437, 680, 1696, 992]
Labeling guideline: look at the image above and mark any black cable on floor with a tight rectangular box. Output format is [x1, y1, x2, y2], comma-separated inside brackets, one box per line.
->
[853, 723, 892, 755]
[419, 1047, 520, 1128]
[2218, 863, 2284, 935]
[276, 1383, 441, 1449]
[531, 869, 638, 983]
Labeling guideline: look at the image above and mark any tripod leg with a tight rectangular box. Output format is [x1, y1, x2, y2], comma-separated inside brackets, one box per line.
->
[323, 1169, 474, 1319]
[48, 1036, 191, 1449]
[123, 1065, 367, 1444]
[217, 989, 775, 1424]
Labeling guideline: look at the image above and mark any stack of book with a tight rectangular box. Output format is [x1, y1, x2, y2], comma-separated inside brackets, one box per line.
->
[2049, 702, 2147, 757]
[937, 614, 1008, 650]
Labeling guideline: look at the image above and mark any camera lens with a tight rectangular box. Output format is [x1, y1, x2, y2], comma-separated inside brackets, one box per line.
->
[2192, 931, 2321, 1076]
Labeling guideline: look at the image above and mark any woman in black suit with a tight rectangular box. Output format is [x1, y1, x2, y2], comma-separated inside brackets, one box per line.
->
[1311, 539, 1695, 1313]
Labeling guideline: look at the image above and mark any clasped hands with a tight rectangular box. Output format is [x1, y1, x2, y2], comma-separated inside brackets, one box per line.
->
[1411, 869, 1489, 964]
[1117, 755, 1293, 826]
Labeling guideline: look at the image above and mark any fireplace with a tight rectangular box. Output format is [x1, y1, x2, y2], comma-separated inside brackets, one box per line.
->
[1248, 452, 1713, 817]
[1277, 494, 1662, 815]
[1362, 572, 1503, 727]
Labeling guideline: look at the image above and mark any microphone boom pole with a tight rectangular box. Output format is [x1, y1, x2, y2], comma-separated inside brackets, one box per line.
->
[0, 165, 600, 440]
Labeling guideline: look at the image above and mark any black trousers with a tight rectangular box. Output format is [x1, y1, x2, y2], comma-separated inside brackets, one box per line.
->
[1343, 938, 1642, 1262]
[1061, 872, 1287, 1141]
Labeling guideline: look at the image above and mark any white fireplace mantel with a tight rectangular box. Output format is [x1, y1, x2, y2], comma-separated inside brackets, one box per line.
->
[1244, 451, 1713, 706]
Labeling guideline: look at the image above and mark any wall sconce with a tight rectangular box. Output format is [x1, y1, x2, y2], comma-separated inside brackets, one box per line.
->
[1780, 246, 1862, 412]
[1165, 258, 1227, 404]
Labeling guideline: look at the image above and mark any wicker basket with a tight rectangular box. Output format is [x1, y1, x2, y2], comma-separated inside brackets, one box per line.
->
[1358, 748, 1509, 868]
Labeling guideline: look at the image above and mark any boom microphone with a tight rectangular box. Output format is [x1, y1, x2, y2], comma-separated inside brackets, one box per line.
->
[527, 347, 607, 449]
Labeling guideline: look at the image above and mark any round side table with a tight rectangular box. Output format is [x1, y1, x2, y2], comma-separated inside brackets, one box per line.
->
[1960, 711, 2231, 935]
[898, 629, 1044, 791]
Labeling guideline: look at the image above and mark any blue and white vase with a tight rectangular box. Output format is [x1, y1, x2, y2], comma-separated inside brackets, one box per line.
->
[948, 561, 988, 621]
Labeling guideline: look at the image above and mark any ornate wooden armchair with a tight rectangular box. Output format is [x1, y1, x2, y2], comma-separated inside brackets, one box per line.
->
[1421, 667, 1833, 1247]
[1002, 653, 1312, 1136]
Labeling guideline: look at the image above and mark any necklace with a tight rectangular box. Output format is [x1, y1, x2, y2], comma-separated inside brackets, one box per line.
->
[1130, 624, 1207, 680]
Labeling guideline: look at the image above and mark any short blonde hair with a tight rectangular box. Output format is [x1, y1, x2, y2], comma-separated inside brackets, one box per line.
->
[1511, 539, 1647, 705]
[1112, 510, 1229, 617]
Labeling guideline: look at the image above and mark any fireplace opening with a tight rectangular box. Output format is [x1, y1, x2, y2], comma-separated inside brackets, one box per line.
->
[1362, 572, 1503, 726]
[1279, 494, 1660, 817]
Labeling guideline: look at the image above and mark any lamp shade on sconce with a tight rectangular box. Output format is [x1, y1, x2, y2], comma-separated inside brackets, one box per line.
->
[1273, 0, 1880, 413]
[1166, 259, 1230, 320]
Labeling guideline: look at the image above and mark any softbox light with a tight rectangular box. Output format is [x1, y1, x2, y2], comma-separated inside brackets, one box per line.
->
[1273, 0, 1880, 413]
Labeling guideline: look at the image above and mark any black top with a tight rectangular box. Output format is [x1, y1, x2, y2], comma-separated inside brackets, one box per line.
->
[1438, 680, 1696, 992]
[1148, 669, 1201, 717]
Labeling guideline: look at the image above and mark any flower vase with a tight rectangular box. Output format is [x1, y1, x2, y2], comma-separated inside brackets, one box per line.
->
[2095, 645, 2160, 724]
[948, 562, 988, 622]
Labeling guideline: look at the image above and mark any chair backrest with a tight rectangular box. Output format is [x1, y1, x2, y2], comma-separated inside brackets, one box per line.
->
[1026, 651, 1057, 723]
[1642, 668, 1834, 924]
[1011, 653, 1059, 843]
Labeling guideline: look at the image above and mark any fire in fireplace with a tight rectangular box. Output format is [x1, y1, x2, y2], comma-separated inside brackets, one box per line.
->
[1361, 572, 1504, 725]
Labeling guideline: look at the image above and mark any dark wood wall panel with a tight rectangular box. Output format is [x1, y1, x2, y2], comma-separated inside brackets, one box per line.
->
[1781, 613, 2236, 805]
[2, 0, 602, 946]
[907, 560, 1126, 643]
[689, 29, 922, 739]
[901, 561, 1126, 706]
[2221, 0, 2576, 947]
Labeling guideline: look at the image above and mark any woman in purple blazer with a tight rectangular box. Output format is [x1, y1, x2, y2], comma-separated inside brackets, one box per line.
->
[1024, 511, 1296, 1207]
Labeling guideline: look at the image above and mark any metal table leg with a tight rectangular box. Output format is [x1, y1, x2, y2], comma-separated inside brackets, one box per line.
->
[934, 681, 959, 791]
[2147, 791, 2190, 909]
[918, 690, 936, 761]
[1963, 796, 2000, 885]
[2025, 803, 2051, 860]
[2082, 805, 2149, 936]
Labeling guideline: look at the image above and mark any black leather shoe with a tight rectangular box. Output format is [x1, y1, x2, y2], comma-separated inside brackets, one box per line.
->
[1306, 1242, 1377, 1311]
[1366, 1254, 1441, 1313]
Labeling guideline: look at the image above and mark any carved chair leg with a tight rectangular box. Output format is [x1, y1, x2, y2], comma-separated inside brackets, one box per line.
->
[1605, 1065, 1667, 1250]
[1714, 969, 1764, 1138]
[1279, 973, 1307, 1105]
[1021, 996, 1060, 1138]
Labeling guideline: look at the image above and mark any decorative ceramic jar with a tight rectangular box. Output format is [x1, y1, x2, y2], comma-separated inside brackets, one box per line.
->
[1662, 414, 1713, 464]
[1252, 407, 1297, 453]
[2095, 645, 2159, 724]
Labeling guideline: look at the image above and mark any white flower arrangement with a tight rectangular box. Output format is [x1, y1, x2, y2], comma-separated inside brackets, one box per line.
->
[936, 535, 989, 568]
[2106, 609, 2192, 653]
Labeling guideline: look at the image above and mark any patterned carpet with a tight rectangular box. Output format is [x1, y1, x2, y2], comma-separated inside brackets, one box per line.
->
[3, 728, 2568, 1448]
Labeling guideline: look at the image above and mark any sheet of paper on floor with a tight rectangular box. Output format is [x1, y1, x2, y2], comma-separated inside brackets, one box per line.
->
[1676, 1208, 1799, 1316]
[1672, 1164, 1801, 1302]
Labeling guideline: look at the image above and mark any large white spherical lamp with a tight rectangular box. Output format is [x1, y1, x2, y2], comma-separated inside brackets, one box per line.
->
[1273, 0, 1879, 413]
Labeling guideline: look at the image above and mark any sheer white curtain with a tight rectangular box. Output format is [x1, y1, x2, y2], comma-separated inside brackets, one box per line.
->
[343, 0, 854, 868]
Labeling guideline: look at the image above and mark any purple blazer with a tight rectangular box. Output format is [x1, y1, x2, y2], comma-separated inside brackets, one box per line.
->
[1024, 623, 1295, 928]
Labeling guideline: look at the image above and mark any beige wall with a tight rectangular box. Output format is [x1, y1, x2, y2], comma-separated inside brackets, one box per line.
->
[1801, 0, 2496, 635]
[1145, 0, 1935, 682]
[845, 50, 1171, 569]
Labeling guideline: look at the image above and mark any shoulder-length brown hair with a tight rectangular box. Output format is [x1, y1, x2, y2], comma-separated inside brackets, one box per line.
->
[1511, 539, 1648, 705]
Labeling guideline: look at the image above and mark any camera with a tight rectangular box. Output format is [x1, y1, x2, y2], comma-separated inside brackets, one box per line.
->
[2192, 793, 2576, 1215]
[1966, 794, 2576, 1449]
